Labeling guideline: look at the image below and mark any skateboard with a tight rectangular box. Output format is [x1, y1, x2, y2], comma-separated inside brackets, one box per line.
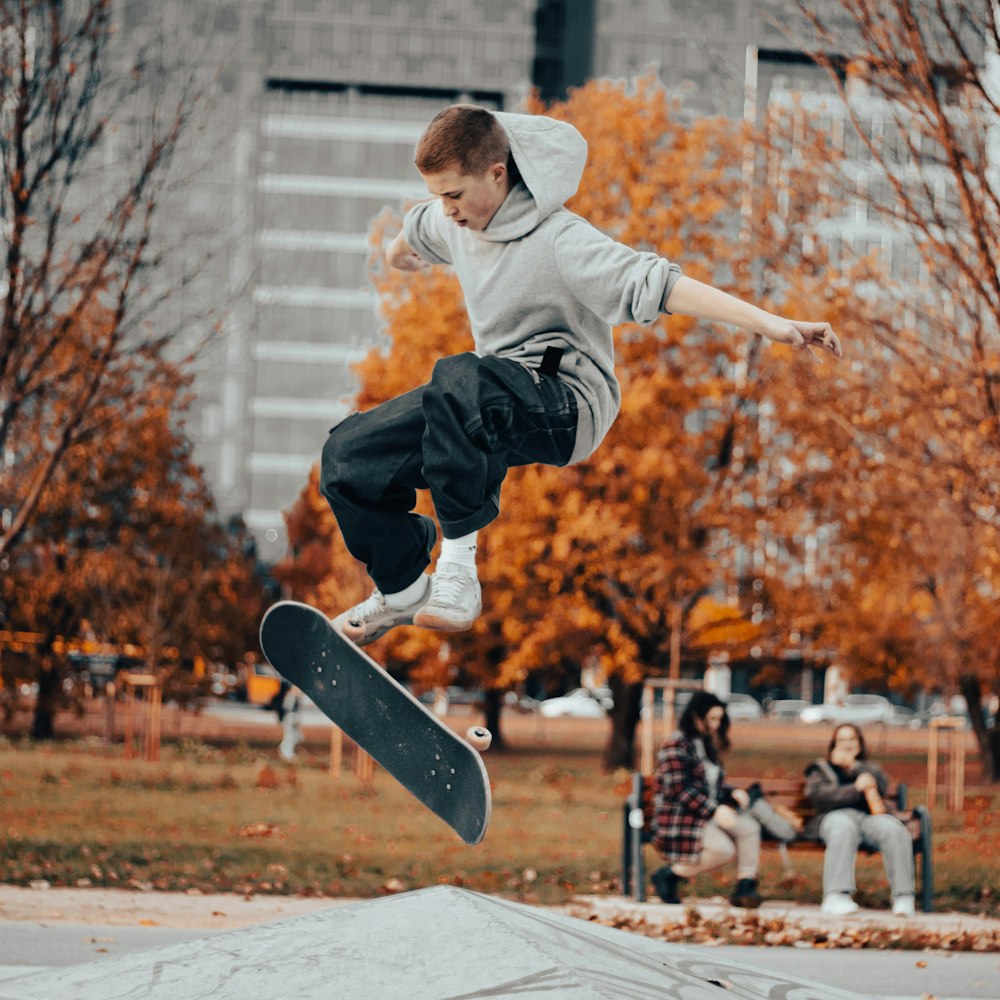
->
[259, 600, 492, 845]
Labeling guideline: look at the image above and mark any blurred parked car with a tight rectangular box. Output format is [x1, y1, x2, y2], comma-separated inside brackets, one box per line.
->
[539, 687, 613, 718]
[888, 705, 918, 727]
[417, 687, 485, 714]
[799, 694, 895, 726]
[798, 702, 839, 725]
[725, 693, 763, 720]
[768, 699, 811, 722]
[910, 700, 971, 729]
[504, 691, 541, 713]
[838, 694, 897, 724]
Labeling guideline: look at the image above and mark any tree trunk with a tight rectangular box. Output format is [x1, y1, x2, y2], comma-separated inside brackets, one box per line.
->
[988, 728, 1000, 786]
[481, 689, 505, 752]
[31, 655, 59, 741]
[602, 676, 643, 771]
[959, 674, 999, 783]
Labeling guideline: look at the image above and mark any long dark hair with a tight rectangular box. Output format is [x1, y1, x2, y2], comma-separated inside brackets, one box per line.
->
[679, 690, 731, 760]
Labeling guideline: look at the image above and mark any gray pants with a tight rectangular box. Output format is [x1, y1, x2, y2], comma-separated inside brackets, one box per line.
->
[673, 815, 761, 881]
[818, 809, 915, 897]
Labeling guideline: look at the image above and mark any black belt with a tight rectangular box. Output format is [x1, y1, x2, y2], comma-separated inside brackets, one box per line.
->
[540, 346, 564, 376]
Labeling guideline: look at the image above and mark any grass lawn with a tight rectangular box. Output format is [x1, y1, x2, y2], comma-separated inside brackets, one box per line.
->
[0, 714, 997, 915]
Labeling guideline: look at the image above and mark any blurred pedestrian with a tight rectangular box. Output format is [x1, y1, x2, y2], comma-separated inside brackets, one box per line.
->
[650, 691, 763, 908]
[804, 723, 915, 916]
[277, 683, 303, 762]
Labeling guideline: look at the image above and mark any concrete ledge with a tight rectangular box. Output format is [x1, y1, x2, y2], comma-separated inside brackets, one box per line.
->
[1, 886, 871, 1000]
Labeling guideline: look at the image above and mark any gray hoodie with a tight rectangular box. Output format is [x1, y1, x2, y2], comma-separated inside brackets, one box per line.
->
[402, 111, 682, 464]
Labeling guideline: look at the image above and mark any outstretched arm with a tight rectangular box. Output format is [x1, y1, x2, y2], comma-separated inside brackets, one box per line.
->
[386, 232, 432, 272]
[664, 276, 842, 359]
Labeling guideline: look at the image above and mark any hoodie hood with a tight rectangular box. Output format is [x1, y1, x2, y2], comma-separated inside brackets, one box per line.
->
[480, 112, 587, 243]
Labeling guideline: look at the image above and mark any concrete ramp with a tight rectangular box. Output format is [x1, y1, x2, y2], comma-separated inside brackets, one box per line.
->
[3, 886, 865, 999]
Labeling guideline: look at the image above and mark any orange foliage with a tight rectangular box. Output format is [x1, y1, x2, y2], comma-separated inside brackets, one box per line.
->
[2, 300, 266, 733]
[734, 60, 1000, 780]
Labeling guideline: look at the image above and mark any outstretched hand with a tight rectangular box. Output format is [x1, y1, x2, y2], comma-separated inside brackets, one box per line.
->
[793, 321, 842, 360]
[765, 319, 843, 361]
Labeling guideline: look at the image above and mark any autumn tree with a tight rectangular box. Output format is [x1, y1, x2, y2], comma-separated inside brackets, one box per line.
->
[0, 0, 195, 563]
[0, 3, 257, 738]
[1, 315, 266, 738]
[766, 0, 1000, 779]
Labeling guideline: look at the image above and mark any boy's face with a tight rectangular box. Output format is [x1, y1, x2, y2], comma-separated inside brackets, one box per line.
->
[420, 161, 510, 233]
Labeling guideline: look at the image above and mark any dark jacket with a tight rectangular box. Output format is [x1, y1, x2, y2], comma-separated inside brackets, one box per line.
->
[651, 734, 733, 863]
[803, 757, 890, 838]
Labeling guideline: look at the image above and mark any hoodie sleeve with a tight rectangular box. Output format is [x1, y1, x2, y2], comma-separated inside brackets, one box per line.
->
[552, 217, 682, 326]
[402, 201, 453, 266]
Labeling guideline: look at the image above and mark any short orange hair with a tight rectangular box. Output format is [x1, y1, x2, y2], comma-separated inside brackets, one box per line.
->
[415, 105, 510, 177]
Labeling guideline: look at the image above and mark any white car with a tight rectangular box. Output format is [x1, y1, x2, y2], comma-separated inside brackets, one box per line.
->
[799, 694, 896, 726]
[539, 687, 613, 718]
[724, 693, 763, 720]
[798, 702, 840, 725]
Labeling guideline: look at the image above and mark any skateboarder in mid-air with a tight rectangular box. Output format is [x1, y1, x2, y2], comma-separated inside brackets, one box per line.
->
[323, 105, 842, 645]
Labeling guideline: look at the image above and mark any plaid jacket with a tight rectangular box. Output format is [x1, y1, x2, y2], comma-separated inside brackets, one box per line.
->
[651, 734, 731, 864]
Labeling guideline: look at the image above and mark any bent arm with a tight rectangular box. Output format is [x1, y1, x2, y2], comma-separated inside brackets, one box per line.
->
[664, 276, 842, 358]
[385, 232, 432, 272]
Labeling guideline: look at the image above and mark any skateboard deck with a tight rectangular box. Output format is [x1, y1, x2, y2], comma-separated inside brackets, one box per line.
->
[259, 600, 491, 845]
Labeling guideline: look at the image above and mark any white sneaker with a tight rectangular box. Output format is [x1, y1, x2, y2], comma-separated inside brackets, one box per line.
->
[332, 580, 430, 646]
[892, 894, 916, 917]
[412, 561, 482, 631]
[821, 893, 860, 916]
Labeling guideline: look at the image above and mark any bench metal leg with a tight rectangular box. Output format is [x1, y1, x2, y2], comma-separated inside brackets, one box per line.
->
[629, 772, 647, 901]
[632, 816, 646, 901]
[622, 803, 633, 898]
[914, 805, 934, 912]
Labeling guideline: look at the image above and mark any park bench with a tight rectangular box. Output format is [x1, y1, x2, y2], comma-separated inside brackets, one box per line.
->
[621, 773, 934, 912]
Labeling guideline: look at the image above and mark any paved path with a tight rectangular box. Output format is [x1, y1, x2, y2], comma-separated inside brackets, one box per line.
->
[565, 895, 1000, 999]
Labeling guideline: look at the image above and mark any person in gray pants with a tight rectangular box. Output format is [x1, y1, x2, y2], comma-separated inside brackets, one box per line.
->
[804, 723, 915, 917]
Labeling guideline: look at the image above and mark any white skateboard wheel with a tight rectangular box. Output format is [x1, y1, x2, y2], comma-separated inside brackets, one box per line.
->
[466, 726, 492, 751]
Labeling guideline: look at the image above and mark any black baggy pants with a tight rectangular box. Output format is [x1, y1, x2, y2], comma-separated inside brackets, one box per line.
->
[320, 352, 578, 593]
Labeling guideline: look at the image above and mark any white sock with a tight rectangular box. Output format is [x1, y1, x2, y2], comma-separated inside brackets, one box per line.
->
[384, 574, 430, 608]
[439, 531, 478, 569]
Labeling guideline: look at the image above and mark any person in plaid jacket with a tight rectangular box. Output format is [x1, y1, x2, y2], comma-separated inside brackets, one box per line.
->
[650, 691, 763, 908]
